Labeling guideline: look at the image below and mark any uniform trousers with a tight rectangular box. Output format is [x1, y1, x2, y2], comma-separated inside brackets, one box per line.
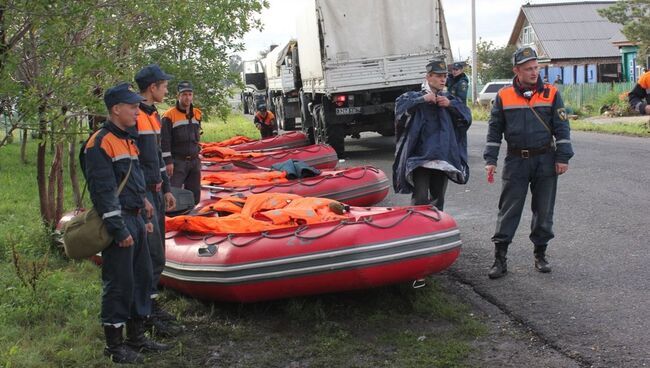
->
[411, 167, 449, 210]
[101, 213, 152, 325]
[171, 157, 201, 205]
[145, 189, 165, 297]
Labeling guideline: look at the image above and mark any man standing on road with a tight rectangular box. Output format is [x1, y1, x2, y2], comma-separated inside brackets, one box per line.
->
[628, 70, 650, 116]
[84, 83, 170, 364]
[393, 59, 472, 210]
[446, 62, 470, 105]
[253, 104, 277, 138]
[161, 81, 203, 205]
[133, 64, 180, 336]
[484, 47, 574, 279]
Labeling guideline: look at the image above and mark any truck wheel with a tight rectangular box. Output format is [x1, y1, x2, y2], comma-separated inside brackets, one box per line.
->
[319, 107, 345, 158]
[242, 97, 250, 114]
[313, 105, 324, 144]
[276, 100, 285, 130]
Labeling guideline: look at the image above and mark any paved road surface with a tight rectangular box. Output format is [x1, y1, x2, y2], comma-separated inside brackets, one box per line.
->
[338, 123, 650, 367]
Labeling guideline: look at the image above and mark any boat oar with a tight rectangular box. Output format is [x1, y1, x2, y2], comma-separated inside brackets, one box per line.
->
[201, 184, 236, 191]
[231, 160, 273, 171]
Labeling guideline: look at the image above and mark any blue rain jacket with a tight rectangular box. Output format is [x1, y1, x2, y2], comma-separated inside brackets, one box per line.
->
[393, 90, 472, 194]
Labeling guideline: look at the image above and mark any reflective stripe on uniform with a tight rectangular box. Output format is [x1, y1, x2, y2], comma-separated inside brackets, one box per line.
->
[102, 210, 121, 219]
[162, 152, 172, 158]
[556, 139, 571, 144]
[486, 142, 501, 147]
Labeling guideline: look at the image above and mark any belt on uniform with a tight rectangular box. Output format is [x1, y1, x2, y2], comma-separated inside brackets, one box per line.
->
[173, 154, 198, 161]
[121, 208, 141, 216]
[507, 144, 553, 159]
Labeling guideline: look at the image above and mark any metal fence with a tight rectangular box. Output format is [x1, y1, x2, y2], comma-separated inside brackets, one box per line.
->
[556, 82, 635, 110]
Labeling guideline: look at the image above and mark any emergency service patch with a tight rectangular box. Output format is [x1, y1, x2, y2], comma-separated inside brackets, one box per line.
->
[460, 82, 468, 91]
[557, 108, 567, 121]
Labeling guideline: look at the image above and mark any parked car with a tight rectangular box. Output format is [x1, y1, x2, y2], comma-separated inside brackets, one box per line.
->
[477, 80, 511, 106]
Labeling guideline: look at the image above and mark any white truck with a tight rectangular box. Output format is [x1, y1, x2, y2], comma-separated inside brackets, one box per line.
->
[263, 41, 302, 131]
[240, 59, 267, 115]
[295, 0, 452, 157]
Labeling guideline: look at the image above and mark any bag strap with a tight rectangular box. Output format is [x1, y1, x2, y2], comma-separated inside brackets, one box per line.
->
[528, 105, 553, 135]
[116, 159, 132, 196]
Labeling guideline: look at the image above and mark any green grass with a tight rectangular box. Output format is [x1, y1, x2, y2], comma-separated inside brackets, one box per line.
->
[0, 111, 485, 367]
[470, 104, 491, 122]
[570, 119, 650, 137]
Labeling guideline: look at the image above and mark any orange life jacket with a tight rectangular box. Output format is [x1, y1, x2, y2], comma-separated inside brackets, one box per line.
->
[201, 171, 288, 187]
[200, 146, 264, 161]
[254, 111, 275, 126]
[200, 135, 255, 149]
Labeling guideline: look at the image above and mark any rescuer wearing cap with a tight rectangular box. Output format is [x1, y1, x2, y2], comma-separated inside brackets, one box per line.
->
[253, 103, 277, 138]
[446, 61, 470, 104]
[484, 46, 574, 279]
[161, 80, 203, 205]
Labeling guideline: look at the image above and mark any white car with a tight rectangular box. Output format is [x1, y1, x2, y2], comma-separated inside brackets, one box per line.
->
[477, 80, 511, 106]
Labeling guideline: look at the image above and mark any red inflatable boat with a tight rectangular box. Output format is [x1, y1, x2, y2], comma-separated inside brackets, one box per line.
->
[200, 166, 389, 207]
[161, 205, 461, 302]
[202, 144, 338, 172]
[230, 131, 309, 151]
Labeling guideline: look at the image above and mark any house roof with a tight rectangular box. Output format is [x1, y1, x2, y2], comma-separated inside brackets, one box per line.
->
[508, 1, 623, 60]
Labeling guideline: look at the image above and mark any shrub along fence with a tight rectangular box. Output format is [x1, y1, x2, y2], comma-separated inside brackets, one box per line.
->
[557, 82, 635, 113]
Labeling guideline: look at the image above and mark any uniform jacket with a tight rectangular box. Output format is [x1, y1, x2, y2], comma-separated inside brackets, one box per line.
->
[446, 73, 470, 104]
[161, 102, 203, 163]
[254, 111, 276, 126]
[130, 102, 171, 193]
[628, 71, 650, 114]
[392, 87, 472, 194]
[82, 121, 147, 241]
[483, 77, 574, 165]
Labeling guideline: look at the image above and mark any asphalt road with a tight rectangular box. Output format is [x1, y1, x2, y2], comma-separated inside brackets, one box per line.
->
[337, 123, 650, 368]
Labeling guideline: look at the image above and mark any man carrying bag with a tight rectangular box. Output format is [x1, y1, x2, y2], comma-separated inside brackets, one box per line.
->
[81, 83, 170, 364]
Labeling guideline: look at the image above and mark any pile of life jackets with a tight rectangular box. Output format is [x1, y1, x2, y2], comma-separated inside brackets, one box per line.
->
[201, 170, 288, 187]
[200, 135, 255, 149]
[166, 193, 350, 234]
[200, 146, 264, 162]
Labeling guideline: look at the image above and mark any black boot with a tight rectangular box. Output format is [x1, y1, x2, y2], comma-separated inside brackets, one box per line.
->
[488, 243, 509, 279]
[103, 325, 144, 364]
[534, 244, 552, 273]
[145, 315, 184, 338]
[151, 298, 176, 321]
[126, 318, 172, 353]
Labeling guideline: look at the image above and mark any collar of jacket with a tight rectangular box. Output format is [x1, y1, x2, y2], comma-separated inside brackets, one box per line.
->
[103, 120, 138, 140]
[138, 101, 158, 115]
[452, 73, 468, 83]
[176, 100, 194, 118]
[512, 76, 545, 97]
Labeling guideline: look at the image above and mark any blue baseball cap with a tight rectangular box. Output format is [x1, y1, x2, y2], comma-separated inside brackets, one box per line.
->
[452, 62, 465, 69]
[512, 47, 538, 66]
[104, 83, 144, 110]
[426, 59, 447, 74]
[134, 64, 174, 91]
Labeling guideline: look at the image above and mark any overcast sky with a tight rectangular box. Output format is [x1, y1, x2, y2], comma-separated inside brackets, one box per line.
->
[239, 0, 614, 61]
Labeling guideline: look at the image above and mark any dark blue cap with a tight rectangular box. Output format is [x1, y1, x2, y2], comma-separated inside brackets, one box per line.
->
[134, 64, 173, 91]
[258, 103, 267, 110]
[426, 59, 447, 74]
[177, 80, 193, 93]
[104, 83, 144, 110]
[512, 47, 538, 65]
[452, 62, 465, 69]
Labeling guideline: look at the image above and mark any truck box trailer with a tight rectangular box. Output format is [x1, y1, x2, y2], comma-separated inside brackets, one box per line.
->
[295, 0, 452, 157]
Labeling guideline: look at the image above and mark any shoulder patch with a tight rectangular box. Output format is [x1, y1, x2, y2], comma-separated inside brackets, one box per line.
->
[557, 107, 568, 121]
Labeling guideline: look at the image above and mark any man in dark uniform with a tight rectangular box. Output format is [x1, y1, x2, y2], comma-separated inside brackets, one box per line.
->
[628, 70, 650, 115]
[484, 47, 574, 279]
[133, 64, 180, 335]
[393, 59, 472, 210]
[446, 62, 470, 105]
[161, 81, 203, 205]
[83, 83, 170, 364]
[253, 103, 277, 138]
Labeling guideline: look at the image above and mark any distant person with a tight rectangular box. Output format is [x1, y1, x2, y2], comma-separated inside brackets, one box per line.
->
[484, 47, 574, 279]
[553, 75, 563, 85]
[253, 104, 277, 138]
[446, 62, 470, 104]
[162, 81, 203, 205]
[628, 70, 650, 115]
[393, 59, 472, 210]
[543, 75, 549, 83]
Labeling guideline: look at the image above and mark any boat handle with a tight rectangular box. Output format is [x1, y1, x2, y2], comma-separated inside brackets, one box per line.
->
[198, 244, 218, 257]
[412, 279, 426, 289]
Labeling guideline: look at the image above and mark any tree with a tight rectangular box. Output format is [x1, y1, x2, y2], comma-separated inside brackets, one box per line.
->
[599, 0, 650, 66]
[0, 0, 268, 230]
[475, 39, 516, 84]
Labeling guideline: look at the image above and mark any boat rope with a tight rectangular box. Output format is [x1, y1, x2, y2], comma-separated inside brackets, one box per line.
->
[197, 206, 443, 248]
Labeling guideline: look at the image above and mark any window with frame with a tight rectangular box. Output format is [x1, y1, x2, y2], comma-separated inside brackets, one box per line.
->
[522, 26, 535, 45]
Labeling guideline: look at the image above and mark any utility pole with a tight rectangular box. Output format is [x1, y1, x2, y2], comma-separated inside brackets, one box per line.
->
[471, 0, 478, 105]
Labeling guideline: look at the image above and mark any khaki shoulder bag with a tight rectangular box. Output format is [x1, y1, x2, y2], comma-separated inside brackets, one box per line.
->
[63, 161, 132, 259]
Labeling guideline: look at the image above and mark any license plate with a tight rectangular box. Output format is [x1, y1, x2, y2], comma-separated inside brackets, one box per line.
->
[287, 97, 299, 103]
[336, 107, 361, 115]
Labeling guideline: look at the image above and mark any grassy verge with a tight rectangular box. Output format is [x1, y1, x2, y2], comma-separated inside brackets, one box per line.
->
[570, 119, 650, 137]
[0, 112, 484, 367]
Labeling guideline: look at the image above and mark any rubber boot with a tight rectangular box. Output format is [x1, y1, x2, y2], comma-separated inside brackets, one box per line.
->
[151, 298, 176, 322]
[145, 315, 183, 338]
[126, 318, 172, 353]
[103, 325, 144, 364]
[534, 244, 552, 273]
[488, 243, 509, 279]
